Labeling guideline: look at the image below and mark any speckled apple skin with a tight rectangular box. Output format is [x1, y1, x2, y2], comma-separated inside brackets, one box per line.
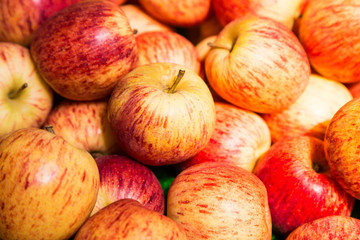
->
[30, 0, 139, 101]
[325, 97, 360, 199]
[167, 162, 272, 240]
[299, 0, 360, 83]
[74, 199, 188, 240]
[205, 16, 310, 114]
[286, 216, 360, 240]
[0, 128, 100, 240]
[254, 136, 355, 236]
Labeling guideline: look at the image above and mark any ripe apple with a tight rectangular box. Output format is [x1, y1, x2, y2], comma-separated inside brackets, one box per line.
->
[108, 62, 216, 166]
[136, 30, 201, 74]
[91, 154, 165, 216]
[0, 127, 100, 240]
[298, 0, 360, 83]
[177, 102, 271, 173]
[254, 136, 355, 236]
[0, 42, 53, 138]
[324, 97, 360, 199]
[262, 74, 353, 143]
[44, 99, 121, 156]
[167, 162, 272, 239]
[286, 215, 360, 240]
[205, 16, 310, 113]
[30, 0, 139, 101]
[74, 199, 188, 240]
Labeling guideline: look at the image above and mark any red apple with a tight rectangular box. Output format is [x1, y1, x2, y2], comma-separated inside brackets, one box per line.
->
[254, 136, 355, 236]
[178, 102, 271, 172]
[167, 162, 272, 239]
[205, 16, 311, 113]
[30, 0, 139, 101]
[108, 62, 216, 166]
[91, 154, 165, 215]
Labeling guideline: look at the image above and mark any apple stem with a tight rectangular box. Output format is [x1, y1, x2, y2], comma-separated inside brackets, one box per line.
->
[313, 162, 321, 173]
[168, 70, 185, 93]
[8, 83, 28, 99]
[207, 42, 231, 51]
[44, 125, 55, 134]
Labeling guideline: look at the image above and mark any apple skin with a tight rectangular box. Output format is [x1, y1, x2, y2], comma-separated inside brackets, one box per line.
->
[136, 31, 201, 75]
[212, 0, 305, 29]
[167, 162, 272, 240]
[0, 42, 53, 138]
[262, 74, 353, 143]
[324, 97, 360, 199]
[254, 136, 355, 236]
[74, 199, 188, 240]
[30, 0, 139, 101]
[44, 99, 121, 155]
[108, 62, 216, 166]
[91, 154, 165, 216]
[298, 0, 360, 83]
[347, 81, 360, 98]
[177, 102, 271, 173]
[205, 16, 311, 113]
[0, 128, 100, 240]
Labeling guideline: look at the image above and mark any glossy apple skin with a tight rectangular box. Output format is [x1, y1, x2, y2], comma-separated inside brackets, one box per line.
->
[286, 215, 360, 240]
[178, 102, 271, 172]
[74, 199, 188, 240]
[0, 42, 53, 138]
[262, 74, 353, 143]
[0, 128, 100, 240]
[44, 99, 120, 155]
[205, 16, 310, 113]
[254, 136, 355, 236]
[108, 62, 216, 166]
[167, 162, 272, 240]
[324, 97, 360, 199]
[30, 0, 139, 101]
[91, 155, 165, 215]
[299, 0, 360, 83]
[213, 0, 304, 28]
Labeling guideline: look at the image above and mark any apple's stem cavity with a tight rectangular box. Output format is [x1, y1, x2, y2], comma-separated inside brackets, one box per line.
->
[44, 125, 55, 134]
[133, 29, 138, 35]
[312, 162, 322, 173]
[8, 82, 28, 99]
[168, 70, 185, 93]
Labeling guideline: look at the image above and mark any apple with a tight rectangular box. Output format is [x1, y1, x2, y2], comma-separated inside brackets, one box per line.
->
[108, 62, 216, 166]
[262, 74, 353, 143]
[0, 42, 53, 138]
[44, 99, 121, 156]
[298, 0, 360, 83]
[346, 81, 360, 98]
[177, 101, 271, 173]
[212, 0, 305, 29]
[136, 30, 201, 75]
[91, 154, 165, 216]
[74, 199, 188, 240]
[0, 127, 100, 240]
[286, 215, 360, 240]
[254, 136, 355, 236]
[324, 97, 360, 199]
[184, 15, 223, 45]
[30, 0, 139, 101]
[205, 16, 311, 113]
[138, 0, 212, 27]
[167, 161, 272, 239]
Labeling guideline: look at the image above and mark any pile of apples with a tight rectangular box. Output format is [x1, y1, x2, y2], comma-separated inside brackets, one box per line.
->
[2, 0, 360, 239]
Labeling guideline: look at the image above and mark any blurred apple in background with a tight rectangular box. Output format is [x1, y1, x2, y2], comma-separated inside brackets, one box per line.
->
[91, 154, 165, 215]
[254, 136, 355, 236]
[75, 199, 188, 240]
[262, 74, 353, 143]
[44, 99, 121, 156]
[177, 102, 271, 173]
[0, 42, 53, 138]
[205, 16, 310, 113]
[167, 162, 272, 240]
[298, 0, 360, 83]
[0, 128, 99, 240]
[184, 15, 223, 45]
[347, 81, 360, 98]
[108, 62, 215, 166]
[30, 0, 139, 101]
